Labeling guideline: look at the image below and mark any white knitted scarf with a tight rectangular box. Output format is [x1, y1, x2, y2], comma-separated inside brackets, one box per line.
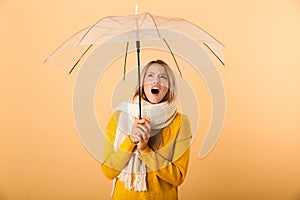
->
[111, 97, 177, 195]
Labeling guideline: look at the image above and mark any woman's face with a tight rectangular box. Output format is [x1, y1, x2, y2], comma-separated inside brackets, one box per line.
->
[143, 63, 169, 104]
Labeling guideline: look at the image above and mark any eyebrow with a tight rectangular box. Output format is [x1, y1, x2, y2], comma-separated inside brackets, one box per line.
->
[146, 71, 168, 76]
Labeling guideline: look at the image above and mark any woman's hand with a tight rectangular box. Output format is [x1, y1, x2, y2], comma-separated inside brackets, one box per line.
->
[130, 118, 151, 152]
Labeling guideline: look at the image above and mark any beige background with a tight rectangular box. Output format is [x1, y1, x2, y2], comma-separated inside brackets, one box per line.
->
[1, 0, 300, 199]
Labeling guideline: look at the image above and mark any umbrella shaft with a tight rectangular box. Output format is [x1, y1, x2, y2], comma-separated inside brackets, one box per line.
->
[136, 41, 142, 119]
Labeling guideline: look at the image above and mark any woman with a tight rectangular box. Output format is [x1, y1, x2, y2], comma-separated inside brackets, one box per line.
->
[101, 60, 191, 200]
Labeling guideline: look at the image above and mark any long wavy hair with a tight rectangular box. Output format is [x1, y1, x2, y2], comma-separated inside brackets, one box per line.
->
[131, 60, 177, 150]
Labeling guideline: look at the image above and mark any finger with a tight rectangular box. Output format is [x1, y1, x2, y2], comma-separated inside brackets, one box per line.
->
[141, 131, 149, 141]
[133, 124, 145, 134]
[144, 121, 151, 135]
[136, 124, 148, 135]
[135, 130, 147, 143]
[135, 118, 144, 125]
[138, 137, 146, 145]
[136, 118, 146, 124]
[135, 130, 144, 140]
[139, 124, 150, 138]
[130, 135, 140, 143]
[132, 127, 143, 138]
[133, 123, 149, 141]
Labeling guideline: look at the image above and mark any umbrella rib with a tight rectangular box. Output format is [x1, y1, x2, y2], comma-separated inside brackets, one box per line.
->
[68, 44, 93, 75]
[77, 15, 132, 45]
[90, 26, 120, 43]
[109, 17, 135, 29]
[123, 42, 129, 80]
[147, 13, 162, 39]
[44, 26, 90, 63]
[151, 15, 225, 66]
[138, 13, 148, 28]
[162, 38, 182, 77]
[179, 18, 226, 47]
[152, 17, 174, 27]
[203, 43, 225, 66]
[156, 16, 225, 47]
[77, 16, 117, 45]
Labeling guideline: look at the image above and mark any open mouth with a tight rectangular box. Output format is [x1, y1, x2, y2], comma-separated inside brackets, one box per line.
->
[151, 87, 160, 94]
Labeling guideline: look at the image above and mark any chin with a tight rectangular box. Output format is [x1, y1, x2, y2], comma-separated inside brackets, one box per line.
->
[149, 100, 158, 104]
[148, 98, 160, 104]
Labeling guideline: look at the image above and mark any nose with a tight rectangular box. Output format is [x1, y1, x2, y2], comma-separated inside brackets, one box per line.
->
[153, 79, 160, 84]
[153, 76, 160, 84]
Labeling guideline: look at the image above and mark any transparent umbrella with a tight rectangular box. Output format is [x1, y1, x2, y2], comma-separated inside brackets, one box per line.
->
[44, 12, 226, 160]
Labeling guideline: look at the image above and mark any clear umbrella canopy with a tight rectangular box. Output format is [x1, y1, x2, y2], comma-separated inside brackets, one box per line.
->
[45, 12, 224, 71]
[45, 13, 226, 165]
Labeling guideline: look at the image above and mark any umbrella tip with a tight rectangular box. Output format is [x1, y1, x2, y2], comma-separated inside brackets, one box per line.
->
[135, 4, 139, 15]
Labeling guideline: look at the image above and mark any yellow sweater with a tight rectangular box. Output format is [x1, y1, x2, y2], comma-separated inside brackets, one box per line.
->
[101, 112, 191, 200]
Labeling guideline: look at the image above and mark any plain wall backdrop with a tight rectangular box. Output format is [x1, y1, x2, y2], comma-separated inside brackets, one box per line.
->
[1, 0, 300, 199]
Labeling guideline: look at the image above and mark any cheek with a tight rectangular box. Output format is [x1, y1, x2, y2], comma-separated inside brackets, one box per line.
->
[160, 86, 169, 96]
[143, 80, 152, 88]
[143, 85, 151, 96]
[161, 81, 169, 92]
[160, 79, 169, 86]
[144, 77, 154, 85]
[143, 84, 151, 92]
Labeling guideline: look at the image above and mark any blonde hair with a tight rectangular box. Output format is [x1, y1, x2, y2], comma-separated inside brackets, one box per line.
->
[132, 60, 177, 103]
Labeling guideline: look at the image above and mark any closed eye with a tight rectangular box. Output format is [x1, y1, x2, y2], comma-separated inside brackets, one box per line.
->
[146, 73, 153, 77]
[159, 75, 168, 79]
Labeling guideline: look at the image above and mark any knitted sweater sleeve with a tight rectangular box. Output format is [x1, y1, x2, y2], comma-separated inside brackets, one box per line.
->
[101, 112, 137, 180]
[139, 114, 191, 187]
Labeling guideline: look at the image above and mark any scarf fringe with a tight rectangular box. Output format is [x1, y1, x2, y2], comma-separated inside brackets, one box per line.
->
[133, 171, 147, 192]
[119, 172, 133, 190]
